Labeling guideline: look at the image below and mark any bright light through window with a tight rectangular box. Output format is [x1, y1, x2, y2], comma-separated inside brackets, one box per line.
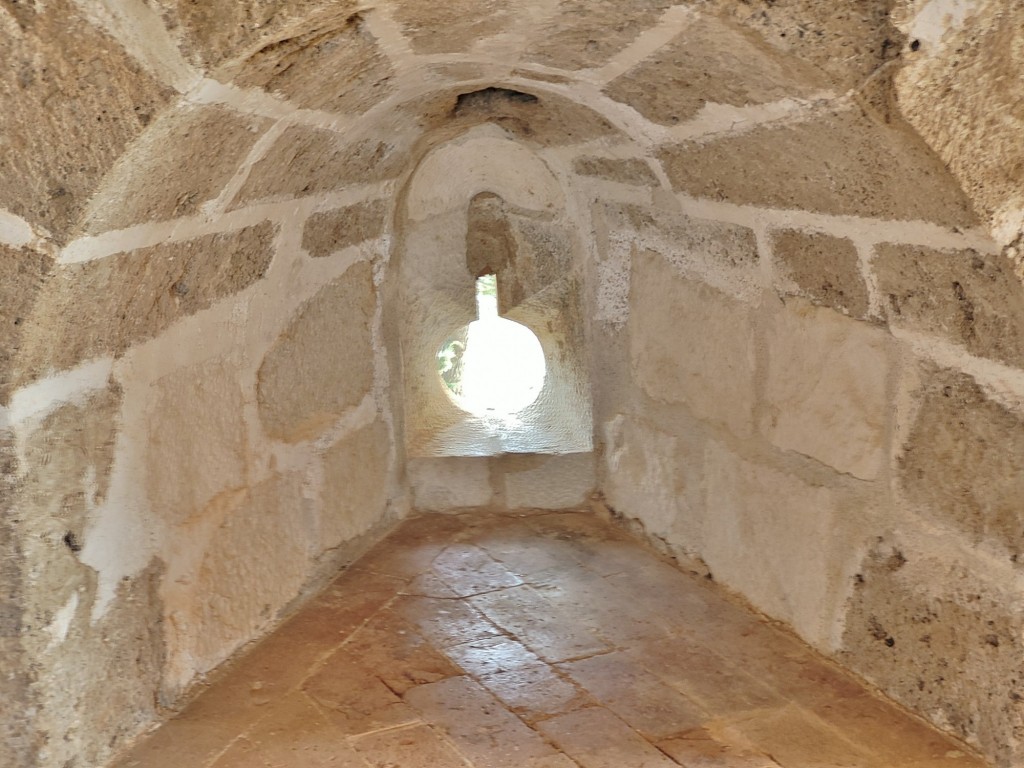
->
[437, 275, 546, 417]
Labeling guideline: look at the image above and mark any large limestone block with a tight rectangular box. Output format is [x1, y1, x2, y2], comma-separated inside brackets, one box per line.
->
[233, 127, 405, 206]
[899, 367, 1024, 561]
[0, 244, 52, 403]
[702, 442, 868, 648]
[524, 0, 673, 70]
[257, 262, 375, 442]
[302, 200, 388, 257]
[771, 229, 869, 319]
[602, 415, 687, 544]
[17, 223, 276, 385]
[713, 0, 903, 91]
[148, 0, 359, 70]
[408, 457, 493, 511]
[83, 106, 271, 234]
[388, 0, 514, 55]
[501, 452, 595, 510]
[231, 15, 395, 114]
[841, 539, 1024, 767]
[658, 110, 978, 227]
[320, 418, 391, 548]
[762, 301, 892, 480]
[0, 0, 173, 240]
[605, 17, 829, 126]
[630, 250, 756, 439]
[874, 243, 1024, 369]
[147, 356, 248, 527]
[180, 472, 310, 680]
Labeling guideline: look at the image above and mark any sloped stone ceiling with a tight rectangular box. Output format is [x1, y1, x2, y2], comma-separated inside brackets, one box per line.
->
[0, 2, 1021, 767]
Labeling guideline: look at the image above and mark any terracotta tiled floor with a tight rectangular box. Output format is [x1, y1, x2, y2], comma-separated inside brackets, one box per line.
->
[115, 509, 987, 768]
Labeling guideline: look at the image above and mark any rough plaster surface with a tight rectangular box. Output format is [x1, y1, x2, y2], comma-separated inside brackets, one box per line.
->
[321, 418, 391, 548]
[630, 249, 756, 440]
[501, 452, 595, 510]
[257, 262, 376, 443]
[762, 301, 892, 480]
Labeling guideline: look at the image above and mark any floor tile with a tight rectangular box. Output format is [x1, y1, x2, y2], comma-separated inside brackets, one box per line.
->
[350, 724, 470, 768]
[537, 708, 679, 768]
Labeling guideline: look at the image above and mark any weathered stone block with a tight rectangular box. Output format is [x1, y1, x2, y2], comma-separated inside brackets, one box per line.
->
[874, 243, 1024, 369]
[388, 0, 513, 54]
[572, 157, 657, 186]
[841, 541, 1024, 766]
[83, 105, 271, 234]
[408, 457, 493, 511]
[232, 127, 404, 206]
[630, 249, 756, 439]
[147, 356, 248, 527]
[763, 300, 891, 480]
[703, 441, 868, 648]
[501, 452, 595, 510]
[0, 245, 52, 404]
[257, 261, 375, 442]
[658, 110, 978, 227]
[899, 367, 1024, 560]
[0, 0, 173, 240]
[524, 0, 672, 70]
[302, 200, 388, 258]
[231, 14, 395, 114]
[605, 17, 829, 125]
[713, 0, 903, 91]
[17, 223, 276, 384]
[772, 229, 869, 318]
[321, 418, 390, 547]
[177, 472, 310, 681]
[149, 0, 359, 70]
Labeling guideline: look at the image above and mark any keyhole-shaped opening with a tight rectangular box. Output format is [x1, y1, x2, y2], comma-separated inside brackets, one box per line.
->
[436, 275, 546, 417]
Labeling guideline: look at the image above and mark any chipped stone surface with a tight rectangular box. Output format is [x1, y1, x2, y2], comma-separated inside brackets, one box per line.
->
[233, 127, 405, 206]
[703, 441, 869, 648]
[525, 0, 673, 70]
[500, 452, 595, 510]
[231, 13, 395, 114]
[875, 242, 1024, 368]
[321, 419, 391, 547]
[302, 200, 388, 257]
[0, 244, 52, 404]
[894, 0, 1024, 238]
[630, 249, 755, 439]
[147, 356, 248, 528]
[762, 300, 892, 480]
[899, 366, 1024, 560]
[605, 17, 829, 126]
[572, 156, 658, 186]
[257, 262, 375, 442]
[0, 0, 173, 240]
[659, 109, 978, 226]
[388, 0, 514, 54]
[772, 229, 869, 318]
[715, 0, 904, 91]
[83, 105, 271, 234]
[842, 539, 1024, 766]
[18, 223, 276, 384]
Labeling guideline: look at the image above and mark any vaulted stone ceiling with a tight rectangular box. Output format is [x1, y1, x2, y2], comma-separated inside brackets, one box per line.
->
[2, 2, 1023, 767]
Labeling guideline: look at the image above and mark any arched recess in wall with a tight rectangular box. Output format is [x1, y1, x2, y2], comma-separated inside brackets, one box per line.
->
[391, 125, 593, 457]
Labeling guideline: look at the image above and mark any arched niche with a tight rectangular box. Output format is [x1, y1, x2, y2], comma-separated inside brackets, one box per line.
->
[391, 126, 593, 459]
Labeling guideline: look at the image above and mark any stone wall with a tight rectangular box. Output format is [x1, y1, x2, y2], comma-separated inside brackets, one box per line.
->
[0, 1, 1021, 767]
